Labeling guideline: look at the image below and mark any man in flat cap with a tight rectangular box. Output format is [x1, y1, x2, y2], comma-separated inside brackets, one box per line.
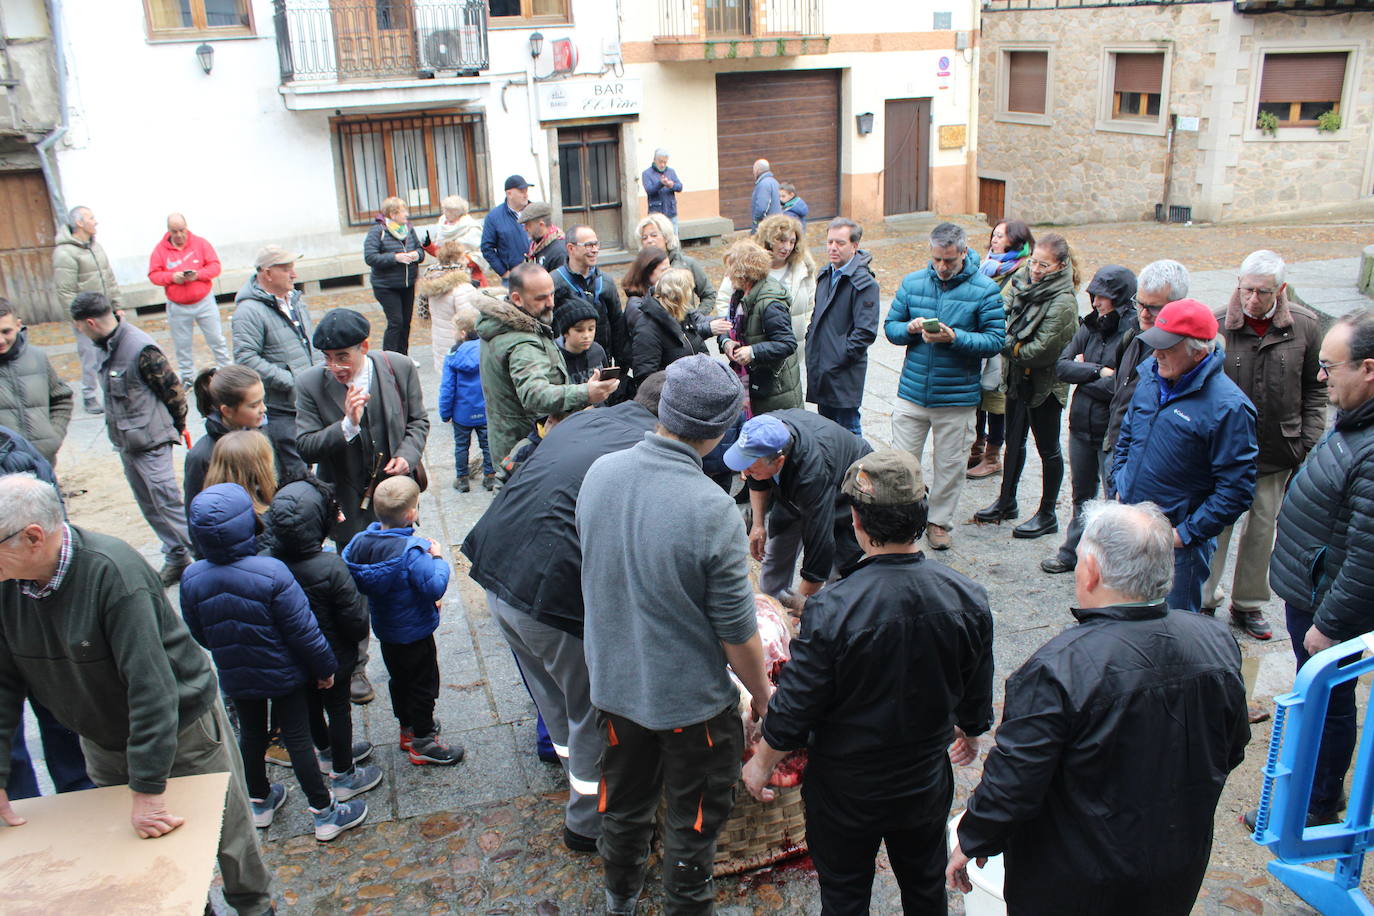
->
[519, 202, 567, 273]
[232, 245, 318, 480]
[743, 449, 994, 915]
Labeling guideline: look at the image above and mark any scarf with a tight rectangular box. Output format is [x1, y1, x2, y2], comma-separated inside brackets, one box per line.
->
[432, 216, 465, 245]
[528, 224, 565, 258]
[980, 244, 1029, 278]
[384, 218, 408, 242]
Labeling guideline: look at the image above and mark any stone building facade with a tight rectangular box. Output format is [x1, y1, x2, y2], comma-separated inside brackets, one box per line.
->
[976, 0, 1374, 225]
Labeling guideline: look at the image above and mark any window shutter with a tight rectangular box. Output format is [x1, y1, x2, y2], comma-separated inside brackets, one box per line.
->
[1007, 51, 1048, 114]
[1259, 52, 1348, 103]
[1114, 53, 1164, 94]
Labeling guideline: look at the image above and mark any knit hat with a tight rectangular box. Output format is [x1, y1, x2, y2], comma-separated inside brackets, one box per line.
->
[658, 354, 745, 440]
[553, 297, 598, 338]
[312, 308, 370, 350]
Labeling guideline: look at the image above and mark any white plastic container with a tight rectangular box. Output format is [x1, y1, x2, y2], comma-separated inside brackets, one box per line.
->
[947, 811, 1007, 916]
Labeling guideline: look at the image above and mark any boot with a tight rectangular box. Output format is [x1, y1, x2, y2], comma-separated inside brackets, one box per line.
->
[967, 436, 986, 470]
[972, 498, 1017, 524]
[1013, 509, 1059, 539]
[968, 446, 1003, 479]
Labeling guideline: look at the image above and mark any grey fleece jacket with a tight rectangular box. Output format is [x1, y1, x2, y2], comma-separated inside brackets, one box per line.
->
[577, 433, 757, 730]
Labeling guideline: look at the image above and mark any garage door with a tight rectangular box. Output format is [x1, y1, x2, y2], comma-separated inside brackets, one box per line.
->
[716, 70, 840, 230]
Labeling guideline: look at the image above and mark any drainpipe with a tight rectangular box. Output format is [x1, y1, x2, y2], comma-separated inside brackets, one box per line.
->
[36, 0, 69, 223]
[526, 51, 545, 192]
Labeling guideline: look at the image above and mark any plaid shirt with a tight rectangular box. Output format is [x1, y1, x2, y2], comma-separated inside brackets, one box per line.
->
[21, 524, 72, 600]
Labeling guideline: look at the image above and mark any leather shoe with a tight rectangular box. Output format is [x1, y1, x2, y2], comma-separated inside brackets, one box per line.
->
[1040, 556, 1074, 574]
[972, 500, 1017, 524]
[564, 826, 599, 853]
[1231, 608, 1273, 640]
[159, 556, 191, 588]
[926, 524, 952, 550]
[1012, 511, 1058, 539]
[349, 671, 375, 704]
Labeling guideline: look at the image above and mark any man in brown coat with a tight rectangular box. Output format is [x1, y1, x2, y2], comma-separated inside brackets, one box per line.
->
[1202, 250, 1326, 640]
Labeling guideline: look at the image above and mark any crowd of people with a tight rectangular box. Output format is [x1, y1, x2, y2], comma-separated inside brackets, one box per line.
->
[0, 166, 1365, 916]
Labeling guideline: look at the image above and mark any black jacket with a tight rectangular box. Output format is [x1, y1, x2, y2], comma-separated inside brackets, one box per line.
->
[958, 602, 1248, 916]
[529, 237, 568, 273]
[1057, 304, 1139, 441]
[184, 413, 230, 511]
[552, 265, 630, 369]
[264, 478, 370, 676]
[1270, 395, 1374, 638]
[363, 218, 426, 289]
[746, 409, 872, 583]
[631, 296, 707, 379]
[763, 552, 993, 831]
[806, 250, 880, 409]
[461, 401, 657, 638]
[1104, 333, 1153, 456]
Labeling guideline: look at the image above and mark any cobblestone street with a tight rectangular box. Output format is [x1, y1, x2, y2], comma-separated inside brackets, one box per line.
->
[18, 211, 1374, 914]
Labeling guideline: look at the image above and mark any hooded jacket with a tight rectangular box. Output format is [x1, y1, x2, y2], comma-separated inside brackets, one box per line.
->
[1002, 264, 1080, 408]
[180, 483, 336, 700]
[1111, 351, 1258, 546]
[231, 277, 317, 414]
[806, 249, 880, 409]
[631, 295, 707, 379]
[363, 217, 425, 289]
[885, 248, 1006, 409]
[265, 478, 370, 675]
[418, 262, 483, 376]
[147, 231, 221, 305]
[476, 291, 591, 465]
[439, 338, 486, 427]
[52, 224, 122, 309]
[342, 522, 448, 644]
[0, 329, 72, 464]
[1056, 266, 1139, 440]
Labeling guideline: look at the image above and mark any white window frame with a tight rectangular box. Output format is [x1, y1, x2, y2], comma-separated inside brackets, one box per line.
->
[1095, 43, 1172, 137]
[995, 43, 1054, 128]
[1245, 42, 1361, 143]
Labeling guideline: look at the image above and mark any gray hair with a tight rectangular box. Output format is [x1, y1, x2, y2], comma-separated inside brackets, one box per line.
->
[1185, 336, 1219, 356]
[66, 205, 90, 230]
[829, 217, 862, 245]
[0, 474, 64, 534]
[1239, 249, 1285, 287]
[654, 147, 670, 159]
[929, 222, 967, 252]
[1079, 500, 1174, 602]
[1137, 259, 1190, 301]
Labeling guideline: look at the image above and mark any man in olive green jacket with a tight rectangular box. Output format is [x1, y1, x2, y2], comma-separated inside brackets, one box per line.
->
[52, 206, 121, 414]
[477, 263, 618, 465]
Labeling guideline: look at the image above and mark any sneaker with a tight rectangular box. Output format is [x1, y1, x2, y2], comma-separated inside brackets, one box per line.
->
[400, 719, 442, 752]
[319, 740, 374, 769]
[564, 825, 599, 853]
[312, 797, 368, 841]
[159, 556, 192, 588]
[264, 742, 292, 768]
[409, 733, 464, 765]
[349, 670, 375, 704]
[330, 764, 383, 801]
[250, 783, 288, 828]
[926, 524, 951, 551]
[1231, 608, 1273, 641]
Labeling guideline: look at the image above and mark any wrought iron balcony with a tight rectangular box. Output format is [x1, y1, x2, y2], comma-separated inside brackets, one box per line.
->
[655, 0, 826, 60]
[274, 0, 488, 84]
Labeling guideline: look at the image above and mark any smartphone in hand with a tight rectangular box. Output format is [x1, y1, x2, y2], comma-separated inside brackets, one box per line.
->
[922, 317, 943, 334]
[598, 366, 624, 381]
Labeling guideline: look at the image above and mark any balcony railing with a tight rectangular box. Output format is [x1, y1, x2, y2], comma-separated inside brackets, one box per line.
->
[274, 0, 488, 84]
[657, 0, 824, 40]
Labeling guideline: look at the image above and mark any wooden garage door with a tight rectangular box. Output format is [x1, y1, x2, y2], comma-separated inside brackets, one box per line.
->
[0, 171, 60, 324]
[716, 70, 840, 230]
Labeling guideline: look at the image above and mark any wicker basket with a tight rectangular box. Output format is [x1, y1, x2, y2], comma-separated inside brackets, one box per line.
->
[712, 780, 808, 876]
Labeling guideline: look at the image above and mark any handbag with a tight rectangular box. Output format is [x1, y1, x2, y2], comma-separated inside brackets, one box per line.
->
[980, 355, 1003, 392]
[378, 352, 429, 492]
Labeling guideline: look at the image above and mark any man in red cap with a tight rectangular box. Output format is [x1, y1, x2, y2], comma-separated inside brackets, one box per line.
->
[1109, 298, 1258, 613]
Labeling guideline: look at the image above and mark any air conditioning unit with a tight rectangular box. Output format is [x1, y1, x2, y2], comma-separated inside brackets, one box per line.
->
[419, 28, 471, 71]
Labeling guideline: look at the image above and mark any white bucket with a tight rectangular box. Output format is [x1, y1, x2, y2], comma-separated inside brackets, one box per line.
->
[947, 811, 1007, 916]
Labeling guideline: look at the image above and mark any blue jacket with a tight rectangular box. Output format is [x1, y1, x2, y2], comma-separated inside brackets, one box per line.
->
[642, 164, 682, 218]
[480, 202, 527, 278]
[751, 171, 782, 229]
[439, 339, 486, 427]
[884, 249, 1006, 409]
[343, 523, 449, 644]
[1111, 350, 1258, 546]
[180, 483, 336, 700]
[783, 195, 809, 229]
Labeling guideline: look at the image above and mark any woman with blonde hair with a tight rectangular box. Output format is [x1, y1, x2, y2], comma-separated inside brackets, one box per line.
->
[636, 212, 716, 311]
[417, 240, 483, 375]
[631, 267, 708, 378]
[720, 213, 816, 352]
[363, 195, 426, 355]
[205, 429, 279, 517]
[714, 239, 801, 415]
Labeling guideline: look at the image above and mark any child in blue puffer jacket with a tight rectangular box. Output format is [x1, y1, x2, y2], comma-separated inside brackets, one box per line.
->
[181, 482, 368, 842]
[438, 304, 493, 492]
[343, 475, 464, 766]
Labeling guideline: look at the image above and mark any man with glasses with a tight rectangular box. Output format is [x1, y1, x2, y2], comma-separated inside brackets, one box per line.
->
[1200, 251, 1324, 641]
[553, 226, 630, 370]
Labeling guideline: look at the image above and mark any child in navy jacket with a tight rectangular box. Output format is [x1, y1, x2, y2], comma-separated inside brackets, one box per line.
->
[438, 304, 493, 492]
[343, 476, 463, 766]
[181, 483, 367, 841]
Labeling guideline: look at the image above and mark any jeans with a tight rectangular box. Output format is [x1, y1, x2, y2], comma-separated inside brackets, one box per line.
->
[6, 699, 95, 799]
[374, 285, 416, 355]
[455, 423, 494, 477]
[998, 392, 1064, 513]
[308, 674, 356, 776]
[236, 688, 331, 809]
[379, 634, 440, 739]
[1054, 431, 1109, 566]
[166, 292, 230, 386]
[816, 403, 862, 437]
[1285, 602, 1358, 816]
[1168, 536, 1217, 614]
[975, 408, 1006, 450]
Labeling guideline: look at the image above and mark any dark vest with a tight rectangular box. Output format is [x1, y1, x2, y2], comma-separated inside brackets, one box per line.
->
[97, 320, 178, 452]
[741, 280, 802, 413]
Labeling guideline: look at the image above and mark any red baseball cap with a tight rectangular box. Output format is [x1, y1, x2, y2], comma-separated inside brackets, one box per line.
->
[1137, 298, 1218, 350]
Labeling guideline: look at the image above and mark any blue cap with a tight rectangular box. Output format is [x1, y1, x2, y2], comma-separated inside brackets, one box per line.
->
[723, 414, 791, 471]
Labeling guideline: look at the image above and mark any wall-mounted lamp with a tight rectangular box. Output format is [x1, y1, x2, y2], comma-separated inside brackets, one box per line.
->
[196, 42, 214, 75]
[529, 31, 544, 59]
[856, 111, 875, 135]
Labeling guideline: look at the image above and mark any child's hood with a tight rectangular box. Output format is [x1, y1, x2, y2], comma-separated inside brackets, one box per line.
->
[188, 483, 258, 563]
[342, 523, 423, 589]
[265, 478, 333, 559]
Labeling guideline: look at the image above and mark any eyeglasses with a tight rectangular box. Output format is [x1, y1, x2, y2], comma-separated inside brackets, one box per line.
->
[0, 526, 26, 546]
[1130, 297, 1163, 313]
[1028, 259, 1060, 271]
[1238, 286, 1277, 299]
[1318, 359, 1355, 373]
[571, 240, 601, 249]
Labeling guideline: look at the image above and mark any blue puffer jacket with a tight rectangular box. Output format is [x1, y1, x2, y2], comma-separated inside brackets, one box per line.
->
[343, 523, 449, 644]
[1110, 351, 1258, 546]
[181, 483, 336, 700]
[438, 339, 486, 427]
[884, 249, 1006, 408]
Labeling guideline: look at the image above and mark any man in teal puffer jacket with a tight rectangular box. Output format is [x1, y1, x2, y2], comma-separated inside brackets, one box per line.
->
[884, 223, 1005, 550]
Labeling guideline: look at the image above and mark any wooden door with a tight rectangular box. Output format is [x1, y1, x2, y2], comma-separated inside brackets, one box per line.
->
[715, 70, 841, 230]
[0, 171, 61, 324]
[331, 0, 415, 80]
[558, 125, 624, 250]
[979, 178, 1006, 226]
[884, 98, 930, 216]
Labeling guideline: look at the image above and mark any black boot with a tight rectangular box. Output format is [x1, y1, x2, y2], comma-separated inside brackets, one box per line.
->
[973, 499, 1018, 524]
[1013, 510, 1059, 539]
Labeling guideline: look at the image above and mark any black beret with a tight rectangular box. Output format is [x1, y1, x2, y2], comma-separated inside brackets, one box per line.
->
[312, 308, 370, 350]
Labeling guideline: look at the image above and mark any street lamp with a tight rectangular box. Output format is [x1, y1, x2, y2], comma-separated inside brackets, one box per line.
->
[196, 42, 214, 75]
[529, 31, 544, 60]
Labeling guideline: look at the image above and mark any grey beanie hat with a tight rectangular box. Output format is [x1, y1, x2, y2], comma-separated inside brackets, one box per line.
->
[658, 354, 744, 440]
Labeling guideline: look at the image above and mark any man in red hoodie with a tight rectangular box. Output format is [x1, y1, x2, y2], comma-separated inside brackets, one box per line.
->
[148, 213, 230, 386]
